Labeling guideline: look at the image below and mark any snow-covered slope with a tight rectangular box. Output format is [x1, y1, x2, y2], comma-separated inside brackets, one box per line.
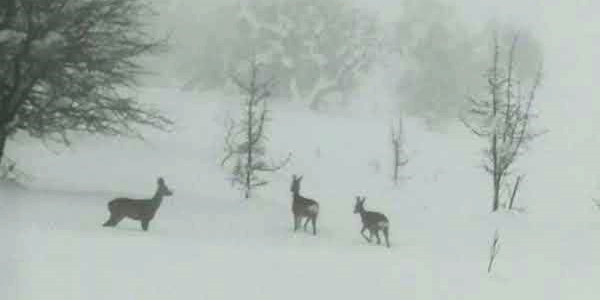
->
[2, 87, 600, 300]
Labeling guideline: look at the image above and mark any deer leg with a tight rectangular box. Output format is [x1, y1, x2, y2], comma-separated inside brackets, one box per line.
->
[374, 229, 382, 245]
[311, 216, 317, 235]
[293, 215, 300, 231]
[383, 227, 390, 248]
[102, 214, 115, 227]
[103, 214, 123, 227]
[141, 220, 150, 231]
[303, 217, 311, 231]
[360, 226, 370, 242]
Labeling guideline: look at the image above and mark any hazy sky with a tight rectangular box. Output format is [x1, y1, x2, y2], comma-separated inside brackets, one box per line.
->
[158, 0, 599, 88]
[358, 0, 600, 131]
[157, 0, 600, 127]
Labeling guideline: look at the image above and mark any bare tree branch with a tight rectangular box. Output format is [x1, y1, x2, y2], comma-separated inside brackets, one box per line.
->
[221, 57, 289, 198]
[461, 30, 543, 212]
[508, 175, 523, 210]
[0, 0, 171, 164]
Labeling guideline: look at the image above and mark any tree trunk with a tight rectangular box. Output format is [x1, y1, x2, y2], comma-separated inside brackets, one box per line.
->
[491, 132, 500, 212]
[393, 154, 398, 184]
[245, 96, 253, 199]
[492, 175, 500, 212]
[490, 34, 500, 213]
[392, 140, 399, 185]
[0, 131, 6, 166]
[245, 66, 256, 199]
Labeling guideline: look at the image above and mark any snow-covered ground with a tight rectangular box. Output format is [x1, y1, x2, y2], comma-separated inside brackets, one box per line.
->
[2, 82, 600, 299]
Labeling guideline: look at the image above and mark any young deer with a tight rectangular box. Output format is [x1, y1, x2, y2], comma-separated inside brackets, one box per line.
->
[102, 177, 173, 231]
[354, 196, 390, 248]
[290, 175, 319, 235]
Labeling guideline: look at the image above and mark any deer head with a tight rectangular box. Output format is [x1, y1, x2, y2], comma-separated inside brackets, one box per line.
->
[156, 177, 173, 197]
[290, 174, 303, 194]
[354, 196, 366, 214]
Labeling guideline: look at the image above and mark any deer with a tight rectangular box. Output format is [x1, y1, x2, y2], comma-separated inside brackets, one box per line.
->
[102, 177, 173, 231]
[354, 196, 390, 248]
[290, 175, 319, 235]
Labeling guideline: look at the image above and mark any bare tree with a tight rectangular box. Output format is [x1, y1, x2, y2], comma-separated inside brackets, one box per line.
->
[392, 1, 543, 126]
[461, 31, 543, 212]
[221, 58, 290, 199]
[487, 229, 500, 273]
[181, 0, 380, 110]
[391, 117, 408, 185]
[0, 0, 171, 166]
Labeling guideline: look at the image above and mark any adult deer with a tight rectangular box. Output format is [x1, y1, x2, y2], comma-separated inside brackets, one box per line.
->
[290, 175, 319, 235]
[354, 196, 390, 248]
[102, 177, 173, 231]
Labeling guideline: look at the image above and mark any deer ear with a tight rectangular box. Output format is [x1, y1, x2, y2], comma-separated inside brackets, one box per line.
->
[361, 197, 366, 203]
[298, 175, 303, 181]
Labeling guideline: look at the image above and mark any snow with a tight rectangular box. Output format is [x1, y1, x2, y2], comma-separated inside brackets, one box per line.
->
[3, 1, 600, 297]
[0, 29, 26, 44]
[2, 84, 600, 300]
[31, 31, 65, 54]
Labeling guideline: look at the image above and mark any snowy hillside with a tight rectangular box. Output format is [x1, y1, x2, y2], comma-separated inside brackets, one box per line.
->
[2, 86, 600, 300]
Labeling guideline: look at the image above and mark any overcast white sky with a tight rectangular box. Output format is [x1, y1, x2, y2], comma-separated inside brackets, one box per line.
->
[158, 0, 599, 90]
[352, 0, 600, 148]
[156, 0, 600, 138]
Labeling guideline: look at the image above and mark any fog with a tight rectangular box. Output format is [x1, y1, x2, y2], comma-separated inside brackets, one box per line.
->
[153, 0, 600, 111]
[147, 0, 600, 207]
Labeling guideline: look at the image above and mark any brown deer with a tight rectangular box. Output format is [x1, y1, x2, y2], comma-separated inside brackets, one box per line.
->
[290, 175, 319, 235]
[354, 196, 390, 248]
[102, 177, 173, 231]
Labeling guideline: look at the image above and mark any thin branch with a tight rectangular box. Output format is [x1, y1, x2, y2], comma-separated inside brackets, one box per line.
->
[255, 152, 292, 172]
[503, 32, 519, 142]
[508, 175, 523, 210]
[460, 114, 488, 137]
[220, 115, 238, 166]
[488, 230, 501, 273]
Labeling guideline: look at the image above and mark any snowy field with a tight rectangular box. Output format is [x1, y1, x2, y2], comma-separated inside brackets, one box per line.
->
[2, 81, 600, 299]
